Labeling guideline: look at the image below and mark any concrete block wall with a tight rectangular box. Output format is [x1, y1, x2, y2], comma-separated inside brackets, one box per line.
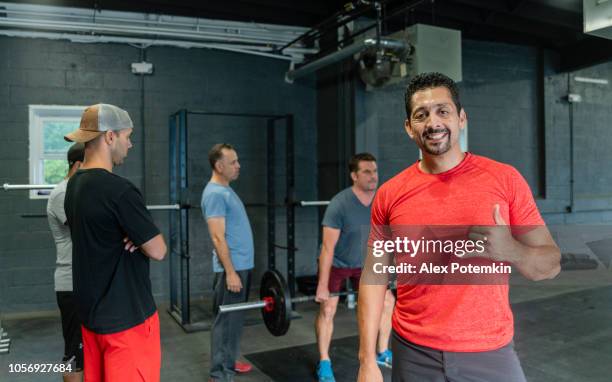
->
[356, 40, 542, 191]
[0, 37, 147, 313]
[355, 39, 612, 225]
[542, 60, 612, 222]
[3, 33, 612, 314]
[0, 36, 317, 313]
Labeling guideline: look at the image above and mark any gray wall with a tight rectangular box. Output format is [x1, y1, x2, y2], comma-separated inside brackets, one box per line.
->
[541, 61, 612, 224]
[0, 36, 318, 313]
[356, 39, 612, 225]
[3, 33, 612, 314]
[356, 40, 542, 190]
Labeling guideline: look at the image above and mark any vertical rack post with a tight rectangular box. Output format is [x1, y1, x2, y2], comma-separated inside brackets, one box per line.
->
[267, 119, 276, 270]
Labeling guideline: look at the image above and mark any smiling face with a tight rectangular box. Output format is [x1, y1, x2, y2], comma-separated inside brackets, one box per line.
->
[405, 86, 466, 156]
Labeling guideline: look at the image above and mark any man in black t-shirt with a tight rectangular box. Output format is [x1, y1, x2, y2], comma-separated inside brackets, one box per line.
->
[64, 104, 167, 382]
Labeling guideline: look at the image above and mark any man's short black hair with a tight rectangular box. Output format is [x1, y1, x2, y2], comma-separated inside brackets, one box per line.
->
[67, 143, 85, 168]
[349, 152, 376, 173]
[404, 72, 462, 118]
[208, 143, 235, 170]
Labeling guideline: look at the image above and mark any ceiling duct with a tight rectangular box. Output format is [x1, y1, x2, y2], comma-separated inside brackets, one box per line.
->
[285, 0, 415, 83]
[358, 23, 462, 90]
[357, 40, 412, 89]
[286, 37, 408, 82]
[283, 2, 460, 88]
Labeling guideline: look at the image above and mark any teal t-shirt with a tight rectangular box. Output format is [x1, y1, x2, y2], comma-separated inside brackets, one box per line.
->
[201, 182, 254, 272]
[321, 187, 371, 268]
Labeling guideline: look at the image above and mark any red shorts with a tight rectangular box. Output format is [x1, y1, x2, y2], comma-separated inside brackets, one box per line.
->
[327, 267, 362, 293]
[81, 312, 161, 382]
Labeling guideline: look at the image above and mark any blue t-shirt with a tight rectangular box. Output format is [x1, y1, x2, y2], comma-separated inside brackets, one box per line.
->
[201, 182, 254, 272]
[321, 187, 372, 268]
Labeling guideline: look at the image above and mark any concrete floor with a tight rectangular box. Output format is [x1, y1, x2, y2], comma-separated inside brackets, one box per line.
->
[1, 273, 612, 381]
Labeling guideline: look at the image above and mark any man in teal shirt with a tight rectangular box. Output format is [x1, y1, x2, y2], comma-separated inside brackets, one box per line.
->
[201, 143, 254, 382]
[315, 153, 395, 382]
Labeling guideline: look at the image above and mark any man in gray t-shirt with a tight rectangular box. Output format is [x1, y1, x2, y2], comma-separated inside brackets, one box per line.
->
[46, 143, 85, 382]
[314, 153, 396, 382]
[201, 143, 254, 381]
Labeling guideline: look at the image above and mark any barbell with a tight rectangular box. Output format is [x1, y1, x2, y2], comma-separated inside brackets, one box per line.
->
[2, 183, 330, 208]
[218, 269, 358, 336]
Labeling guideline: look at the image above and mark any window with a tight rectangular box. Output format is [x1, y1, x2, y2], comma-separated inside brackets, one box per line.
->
[29, 105, 86, 199]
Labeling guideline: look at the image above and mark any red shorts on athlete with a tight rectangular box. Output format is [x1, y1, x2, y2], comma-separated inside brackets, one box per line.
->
[81, 311, 161, 382]
[327, 266, 361, 293]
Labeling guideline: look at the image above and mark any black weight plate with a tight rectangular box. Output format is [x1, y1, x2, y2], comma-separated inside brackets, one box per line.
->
[260, 269, 292, 336]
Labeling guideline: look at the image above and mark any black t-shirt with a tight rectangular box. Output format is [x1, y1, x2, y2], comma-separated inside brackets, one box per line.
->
[65, 168, 160, 334]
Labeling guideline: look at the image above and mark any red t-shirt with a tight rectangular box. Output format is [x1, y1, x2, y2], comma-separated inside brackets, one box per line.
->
[369, 153, 544, 352]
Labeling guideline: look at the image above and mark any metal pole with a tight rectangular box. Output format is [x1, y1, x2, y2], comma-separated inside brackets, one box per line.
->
[267, 118, 276, 270]
[286, 114, 296, 300]
[3, 184, 55, 190]
[299, 201, 330, 207]
[10, 200, 329, 212]
[168, 112, 179, 321]
[218, 290, 356, 313]
[148, 204, 181, 210]
[218, 300, 267, 313]
[285, 38, 407, 82]
[179, 109, 191, 325]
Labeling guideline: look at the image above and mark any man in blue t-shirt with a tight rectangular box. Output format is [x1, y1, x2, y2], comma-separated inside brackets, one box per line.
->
[314, 153, 396, 382]
[201, 143, 254, 382]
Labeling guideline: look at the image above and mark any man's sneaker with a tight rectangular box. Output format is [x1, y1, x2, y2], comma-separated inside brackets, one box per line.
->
[316, 359, 336, 382]
[234, 360, 252, 373]
[376, 349, 393, 368]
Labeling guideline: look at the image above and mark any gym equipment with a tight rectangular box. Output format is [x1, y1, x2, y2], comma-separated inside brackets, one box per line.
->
[167, 109, 328, 332]
[560, 253, 599, 270]
[0, 319, 10, 354]
[3, 183, 55, 190]
[3, 178, 330, 333]
[218, 269, 357, 336]
[2, 185, 330, 210]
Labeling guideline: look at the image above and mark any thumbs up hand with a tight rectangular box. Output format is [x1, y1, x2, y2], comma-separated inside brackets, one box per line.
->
[464, 204, 519, 262]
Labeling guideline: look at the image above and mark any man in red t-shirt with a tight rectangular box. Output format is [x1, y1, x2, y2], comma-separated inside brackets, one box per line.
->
[357, 72, 561, 382]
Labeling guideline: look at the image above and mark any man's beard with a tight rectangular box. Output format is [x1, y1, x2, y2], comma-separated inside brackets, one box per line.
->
[421, 127, 451, 155]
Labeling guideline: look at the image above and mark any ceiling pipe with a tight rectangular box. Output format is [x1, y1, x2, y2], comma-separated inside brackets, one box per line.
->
[0, 30, 314, 61]
[0, 1, 316, 62]
[0, 18, 294, 46]
[285, 37, 407, 82]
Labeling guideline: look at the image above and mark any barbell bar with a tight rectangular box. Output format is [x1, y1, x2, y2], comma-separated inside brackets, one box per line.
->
[299, 200, 330, 207]
[219, 289, 354, 314]
[3, 183, 330, 208]
[3, 183, 55, 190]
[218, 269, 357, 336]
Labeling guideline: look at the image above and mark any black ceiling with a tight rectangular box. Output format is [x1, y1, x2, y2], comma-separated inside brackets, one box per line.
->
[5, 0, 612, 71]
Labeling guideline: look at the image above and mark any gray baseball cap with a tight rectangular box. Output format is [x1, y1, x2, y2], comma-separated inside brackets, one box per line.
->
[64, 103, 133, 143]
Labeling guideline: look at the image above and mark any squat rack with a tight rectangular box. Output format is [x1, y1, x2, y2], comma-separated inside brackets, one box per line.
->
[168, 109, 301, 332]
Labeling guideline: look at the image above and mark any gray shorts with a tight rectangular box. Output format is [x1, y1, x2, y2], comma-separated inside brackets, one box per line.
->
[392, 331, 527, 382]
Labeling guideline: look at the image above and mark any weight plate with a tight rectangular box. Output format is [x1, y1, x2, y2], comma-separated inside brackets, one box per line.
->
[260, 269, 292, 336]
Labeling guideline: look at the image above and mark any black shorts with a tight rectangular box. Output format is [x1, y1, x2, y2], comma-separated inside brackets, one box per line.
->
[392, 331, 526, 382]
[56, 292, 84, 371]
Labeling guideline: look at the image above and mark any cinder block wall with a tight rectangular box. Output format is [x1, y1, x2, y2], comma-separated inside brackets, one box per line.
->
[356, 39, 612, 225]
[3, 35, 612, 314]
[0, 36, 318, 313]
[356, 40, 542, 190]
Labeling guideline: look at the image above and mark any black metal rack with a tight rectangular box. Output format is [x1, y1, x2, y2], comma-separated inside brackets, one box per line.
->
[167, 110, 296, 332]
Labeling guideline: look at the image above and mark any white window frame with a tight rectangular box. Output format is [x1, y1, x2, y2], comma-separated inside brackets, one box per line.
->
[28, 105, 87, 199]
